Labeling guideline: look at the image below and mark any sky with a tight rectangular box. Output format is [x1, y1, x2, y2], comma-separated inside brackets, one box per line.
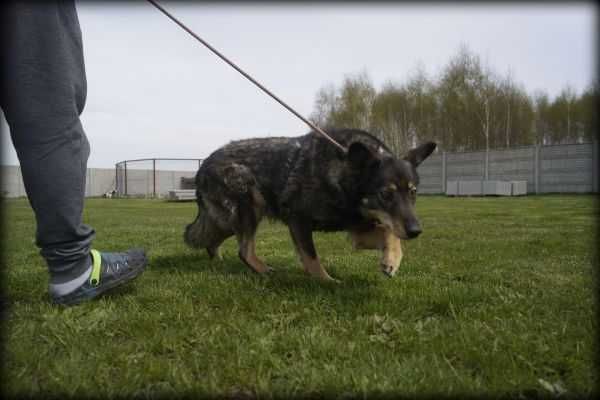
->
[1, 1, 597, 168]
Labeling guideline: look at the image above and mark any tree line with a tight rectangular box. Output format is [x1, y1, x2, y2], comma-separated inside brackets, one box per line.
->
[310, 44, 597, 155]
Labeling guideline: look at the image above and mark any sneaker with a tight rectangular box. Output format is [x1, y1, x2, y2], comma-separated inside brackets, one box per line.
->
[52, 248, 148, 306]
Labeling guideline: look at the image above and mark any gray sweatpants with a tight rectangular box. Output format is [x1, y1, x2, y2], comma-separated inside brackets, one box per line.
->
[1, 1, 95, 283]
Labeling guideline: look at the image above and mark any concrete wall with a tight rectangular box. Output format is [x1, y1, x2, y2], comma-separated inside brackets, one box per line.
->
[1, 166, 196, 198]
[489, 146, 536, 193]
[1, 166, 27, 198]
[418, 154, 443, 194]
[118, 168, 196, 198]
[539, 144, 594, 193]
[418, 141, 598, 194]
[446, 150, 486, 182]
[85, 168, 116, 197]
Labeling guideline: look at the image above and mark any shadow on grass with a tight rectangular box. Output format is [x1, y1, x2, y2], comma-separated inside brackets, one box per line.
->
[150, 252, 380, 308]
[6, 284, 140, 309]
[150, 251, 243, 272]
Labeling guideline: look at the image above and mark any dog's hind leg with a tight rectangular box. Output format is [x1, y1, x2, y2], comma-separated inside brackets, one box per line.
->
[288, 219, 337, 282]
[185, 200, 233, 261]
[206, 227, 233, 260]
[235, 207, 271, 274]
[232, 185, 271, 274]
[208, 162, 270, 274]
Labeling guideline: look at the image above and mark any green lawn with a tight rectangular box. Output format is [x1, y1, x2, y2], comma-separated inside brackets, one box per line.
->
[2, 195, 597, 398]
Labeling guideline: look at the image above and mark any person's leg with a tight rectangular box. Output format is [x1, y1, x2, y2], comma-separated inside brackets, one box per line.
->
[0, 1, 146, 304]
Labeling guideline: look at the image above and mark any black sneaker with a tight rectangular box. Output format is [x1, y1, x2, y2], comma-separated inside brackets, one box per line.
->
[52, 248, 148, 306]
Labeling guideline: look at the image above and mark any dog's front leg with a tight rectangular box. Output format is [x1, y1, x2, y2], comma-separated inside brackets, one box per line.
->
[381, 228, 403, 278]
[350, 227, 403, 277]
[237, 234, 272, 274]
[288, 220, 337, 282]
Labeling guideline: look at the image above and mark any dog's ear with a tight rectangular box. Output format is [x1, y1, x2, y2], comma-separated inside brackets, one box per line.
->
[404, 142, 437, 167]
[348, 142, 380, 170]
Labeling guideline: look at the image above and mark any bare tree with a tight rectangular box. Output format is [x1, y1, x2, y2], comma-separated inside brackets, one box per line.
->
[309, 44, 591, 152]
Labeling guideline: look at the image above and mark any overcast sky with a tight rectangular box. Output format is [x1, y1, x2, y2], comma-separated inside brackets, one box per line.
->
[1, 1, 596, 168]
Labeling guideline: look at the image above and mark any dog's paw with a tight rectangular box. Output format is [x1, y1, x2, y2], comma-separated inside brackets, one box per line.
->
[238, 251, 272, 275]
[380, 263, 397, 278]
[322, 275, 341, 284]
[207, 247, 223, 261]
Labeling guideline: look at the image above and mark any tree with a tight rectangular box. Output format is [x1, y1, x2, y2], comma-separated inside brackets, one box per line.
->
[310, 84, 338, 127]
[533, 90, 551, 145]
[546, 86, 578, 144]
[437, 44, 500, 152]
[574, 83, 598, 143]
[498, 71, 535, 147]
[370, 82, 412, 156]
[329, 71, 376, 131]
[309, 45, 593, 152]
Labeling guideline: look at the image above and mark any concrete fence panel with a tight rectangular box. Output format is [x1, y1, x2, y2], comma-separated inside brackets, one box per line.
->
[1, 166, 26, 198]
[418, 154, 443, 194]
[540, 144, 593, 193]
[446, 151, 486, 182]
[488, 147, 536, 193]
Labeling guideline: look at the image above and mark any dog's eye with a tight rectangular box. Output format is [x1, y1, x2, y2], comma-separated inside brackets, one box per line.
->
[408, 182, 417, 197]
[378, 189, 395, 202]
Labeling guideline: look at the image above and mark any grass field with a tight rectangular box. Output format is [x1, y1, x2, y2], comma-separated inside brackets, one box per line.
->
[2, 195, 597, 398]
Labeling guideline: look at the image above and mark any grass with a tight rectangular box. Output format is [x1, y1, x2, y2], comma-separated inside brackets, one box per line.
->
[1, 195, 598, 398]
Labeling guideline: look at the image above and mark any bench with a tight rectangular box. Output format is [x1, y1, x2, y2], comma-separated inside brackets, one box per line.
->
[167, 189, 196, 201]
[446, 180, 528, 196]
[180, 177, 196, 189]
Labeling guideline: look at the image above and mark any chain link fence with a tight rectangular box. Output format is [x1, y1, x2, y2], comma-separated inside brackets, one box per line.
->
[115, 158, 202, 198]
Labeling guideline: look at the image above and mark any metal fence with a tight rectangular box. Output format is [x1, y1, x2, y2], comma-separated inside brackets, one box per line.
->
[418, 141, 599, 194]
[115, 158, 202, 198]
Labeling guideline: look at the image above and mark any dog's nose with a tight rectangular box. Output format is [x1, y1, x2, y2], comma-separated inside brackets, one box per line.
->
[406, 225, 422, 239]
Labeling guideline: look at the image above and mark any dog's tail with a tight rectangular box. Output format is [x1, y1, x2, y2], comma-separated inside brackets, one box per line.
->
[184, 194, 213, 248]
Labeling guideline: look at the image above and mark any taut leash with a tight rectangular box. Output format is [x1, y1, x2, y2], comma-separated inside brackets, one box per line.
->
[146, 0, 347, 153]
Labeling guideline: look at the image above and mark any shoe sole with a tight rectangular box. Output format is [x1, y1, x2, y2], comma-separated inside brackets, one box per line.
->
[53, 262, 146, 306]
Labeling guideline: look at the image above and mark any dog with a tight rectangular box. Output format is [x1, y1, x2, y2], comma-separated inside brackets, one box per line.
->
[184, 128, 436, 280]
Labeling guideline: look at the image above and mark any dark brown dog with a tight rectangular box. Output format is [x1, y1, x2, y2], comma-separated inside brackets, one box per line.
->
[185, 128, 436, 280]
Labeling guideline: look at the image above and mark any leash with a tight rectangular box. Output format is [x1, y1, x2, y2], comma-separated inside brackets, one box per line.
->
[146, 0, 348, 153]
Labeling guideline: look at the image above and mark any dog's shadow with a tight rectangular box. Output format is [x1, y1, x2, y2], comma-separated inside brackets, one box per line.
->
[150, 250, 380, 306]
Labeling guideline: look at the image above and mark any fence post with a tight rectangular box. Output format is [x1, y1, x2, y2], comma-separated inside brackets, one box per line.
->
[18, 166, 24, 197]
[441, 152, 447, 194]
[484, 149, 489, 180]
[593, 140, 598, 193]
[153, 159, 156, 199]
[86, 168, 91, 197]
[534, 145, 540, 194]
[124, 161, 128, 197]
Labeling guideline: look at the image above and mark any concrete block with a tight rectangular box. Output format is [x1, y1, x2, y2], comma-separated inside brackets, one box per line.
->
[459, 180, 483, 196]
[167, 189, 196, 201]
[446, 181, 458, 196]
[483, 180, 512, 196]
[511, 181, 527, 196]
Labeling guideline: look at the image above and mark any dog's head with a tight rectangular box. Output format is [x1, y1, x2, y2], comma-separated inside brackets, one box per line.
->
[348, 140, 437, 240]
